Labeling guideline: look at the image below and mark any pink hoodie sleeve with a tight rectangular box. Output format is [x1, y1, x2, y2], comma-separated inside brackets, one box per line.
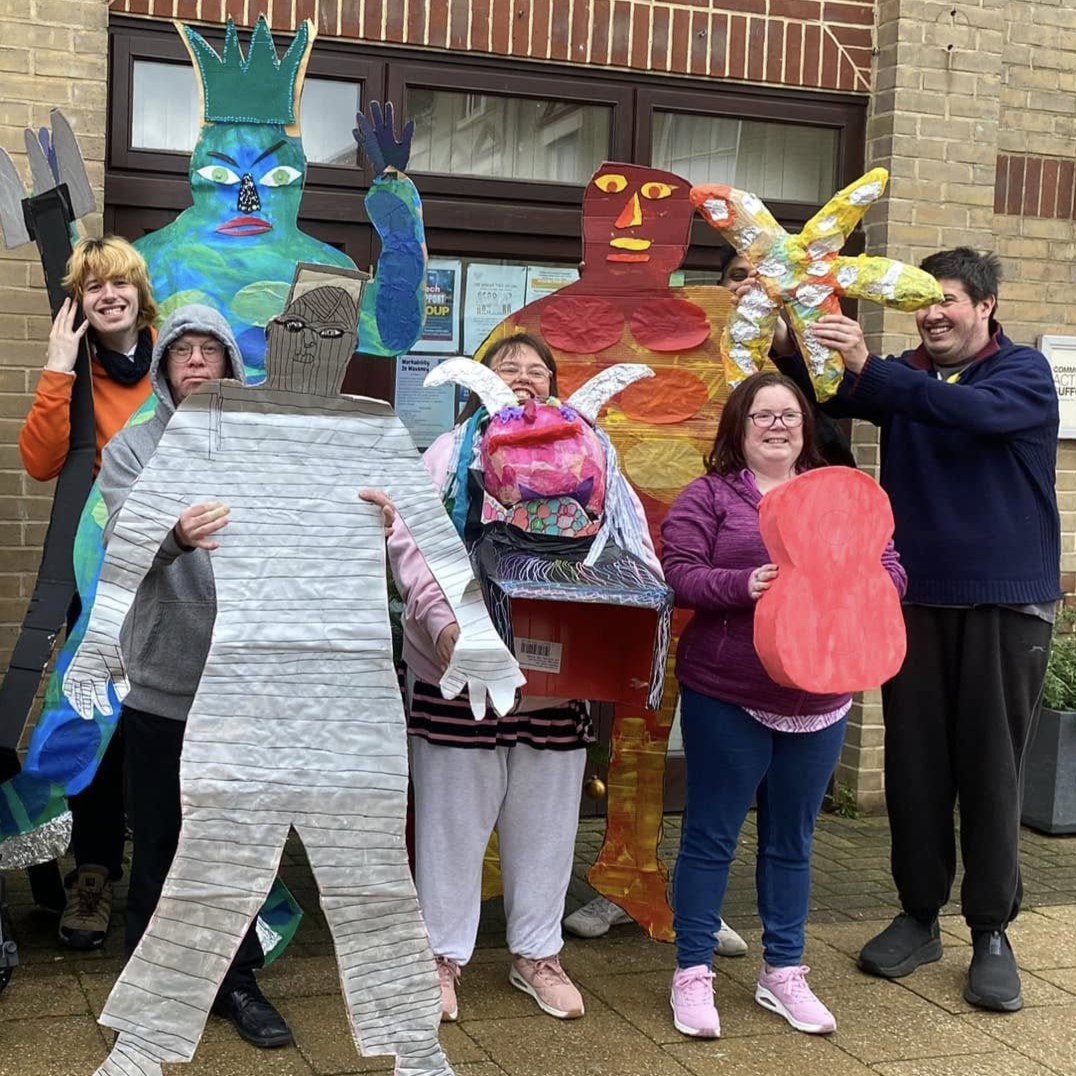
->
[386, 433, 460, 653]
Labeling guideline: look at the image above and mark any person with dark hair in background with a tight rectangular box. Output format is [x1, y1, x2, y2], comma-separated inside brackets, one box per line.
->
[663, 371, 906, 1039]
[717, 247, 856, 468]
[810, 247, 1061, 1014]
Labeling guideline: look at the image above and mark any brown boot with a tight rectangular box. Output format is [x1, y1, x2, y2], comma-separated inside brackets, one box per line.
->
[59, 865, 112, 950]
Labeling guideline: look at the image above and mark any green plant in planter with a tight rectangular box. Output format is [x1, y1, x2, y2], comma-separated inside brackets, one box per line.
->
[1043, 608, 1076, 712]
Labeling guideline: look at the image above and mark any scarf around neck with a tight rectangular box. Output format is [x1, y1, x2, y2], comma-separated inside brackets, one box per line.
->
[92, 326, 153, 385]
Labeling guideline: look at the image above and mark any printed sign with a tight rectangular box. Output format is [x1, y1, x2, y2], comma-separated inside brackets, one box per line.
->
[419, 259, 461, 353]
[1041, 335, 1076, 438]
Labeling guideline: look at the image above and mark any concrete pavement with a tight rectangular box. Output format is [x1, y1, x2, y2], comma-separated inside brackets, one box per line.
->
[1, 813, 1074, 1076]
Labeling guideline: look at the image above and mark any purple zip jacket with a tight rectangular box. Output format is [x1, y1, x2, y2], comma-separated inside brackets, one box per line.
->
[661, 471, 907, 716]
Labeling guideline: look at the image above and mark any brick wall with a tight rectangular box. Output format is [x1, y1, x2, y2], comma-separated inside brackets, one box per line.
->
[834, 0, 1076, 810]
[109, 0, 876, 93]
[0, 1, 108, 676]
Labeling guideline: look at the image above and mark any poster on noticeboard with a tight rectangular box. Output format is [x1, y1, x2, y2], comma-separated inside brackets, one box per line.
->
[1041, 335, 1076, 438]
[463, 263, 527, 355]
[419, 259, 461, 353]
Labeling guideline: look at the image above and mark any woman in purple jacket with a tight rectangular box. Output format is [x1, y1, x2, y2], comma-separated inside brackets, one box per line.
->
[663, 371, 906, 1039]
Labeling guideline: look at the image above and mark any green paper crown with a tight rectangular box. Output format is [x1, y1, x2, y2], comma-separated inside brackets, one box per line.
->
[180, 16, 313, 127]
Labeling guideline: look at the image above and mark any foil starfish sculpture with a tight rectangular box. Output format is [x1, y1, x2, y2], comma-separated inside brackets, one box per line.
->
[690, 168, 943, 401]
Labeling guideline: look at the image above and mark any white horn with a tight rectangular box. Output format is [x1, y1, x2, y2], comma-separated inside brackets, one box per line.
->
[566, 363, 654, 422]
[424, 357, 517, 414]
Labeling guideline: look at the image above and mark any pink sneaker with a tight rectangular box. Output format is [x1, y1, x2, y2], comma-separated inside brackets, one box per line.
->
[509, 955, 584, 1018]
[670, 965, 720, 1038]
[436, 956, 460, 1022]
[755, 963, 836, 1033]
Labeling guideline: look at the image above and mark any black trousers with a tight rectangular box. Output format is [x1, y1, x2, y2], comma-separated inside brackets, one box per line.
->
[882, 604, 1051, 931]
[123, 705, 263, 990]
[68, 727, 127, 880]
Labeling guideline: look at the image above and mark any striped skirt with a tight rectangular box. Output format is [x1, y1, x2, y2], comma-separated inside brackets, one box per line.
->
[407, 678, 593, 750]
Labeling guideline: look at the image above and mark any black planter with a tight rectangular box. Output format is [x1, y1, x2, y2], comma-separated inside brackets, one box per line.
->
[1021, 707, 1076, 835]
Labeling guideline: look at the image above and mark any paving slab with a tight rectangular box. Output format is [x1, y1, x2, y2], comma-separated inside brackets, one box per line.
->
[0, 1014, 107, 1076]
[665, 1034, 877, 1075]
[962, 1003, 1076, 1075]
[872, 1049, 1059, 1076]
[463, 1010, 696, 1076]
[817, 978, 1001, 1066]
[3, 812, 1076, 1075]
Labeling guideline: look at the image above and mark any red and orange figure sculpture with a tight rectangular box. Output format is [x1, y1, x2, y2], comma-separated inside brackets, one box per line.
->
[475, 163, 738, 940]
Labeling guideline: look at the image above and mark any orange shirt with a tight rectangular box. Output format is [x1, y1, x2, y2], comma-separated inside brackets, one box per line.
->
[19, 341, 154, 482]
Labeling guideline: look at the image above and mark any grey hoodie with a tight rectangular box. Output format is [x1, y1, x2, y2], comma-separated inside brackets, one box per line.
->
[98, 304, 245, 722]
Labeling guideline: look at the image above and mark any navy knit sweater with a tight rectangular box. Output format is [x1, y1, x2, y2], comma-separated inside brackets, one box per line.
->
[829, 328, 1061, 606]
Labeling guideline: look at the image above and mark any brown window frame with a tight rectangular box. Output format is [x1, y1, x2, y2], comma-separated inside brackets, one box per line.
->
[108, 16, 866, 263]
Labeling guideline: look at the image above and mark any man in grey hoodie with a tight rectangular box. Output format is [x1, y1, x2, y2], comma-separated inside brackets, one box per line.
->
[96, 303, 292, 1050]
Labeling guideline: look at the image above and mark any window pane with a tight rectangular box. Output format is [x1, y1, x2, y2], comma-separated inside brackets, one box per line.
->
[300, 79, 361, 165]
[408, 89, 611, 184]
[132, 61, 200, 152]
[651, 112, 837, 203]
[131, 60, 360, 166]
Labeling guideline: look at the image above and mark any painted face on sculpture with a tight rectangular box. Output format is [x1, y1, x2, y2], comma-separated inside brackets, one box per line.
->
[581, 163, 693, 282]
[189, 123, 306, 240]
[482, 398, 607, 517]
[265, 285, 358, 395]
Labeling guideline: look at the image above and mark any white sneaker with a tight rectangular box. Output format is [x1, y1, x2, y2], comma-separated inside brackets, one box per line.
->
[715, 919, 748, 957]
[563, 895, 632, 938]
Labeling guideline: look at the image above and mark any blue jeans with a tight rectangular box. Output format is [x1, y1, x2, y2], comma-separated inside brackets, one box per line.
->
[672, 687, 847, 968]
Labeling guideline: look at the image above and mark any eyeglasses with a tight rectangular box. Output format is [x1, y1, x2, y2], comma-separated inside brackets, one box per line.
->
[270, 315, 347, 340]
[748, 410, 804, 428]
[167, 341, 226, 364]
[492, 362, 551, 381]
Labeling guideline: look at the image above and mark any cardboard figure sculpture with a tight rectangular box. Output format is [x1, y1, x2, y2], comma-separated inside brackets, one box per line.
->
[424, 359, 673, 710]
[689, 168, 943, 400]
[473, 162, 736, 938]
[0, 15, 426, 919]
[0, 108, 99, 984]
[64, 266, 523, 1076]
[136, 17, 424, 372]
[755, 468, 906, 693]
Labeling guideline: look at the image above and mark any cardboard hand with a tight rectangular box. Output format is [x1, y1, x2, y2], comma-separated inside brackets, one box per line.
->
[352, 101, 414, 175]
[63, 633, 128, 719]
[439, 629, 526, 721]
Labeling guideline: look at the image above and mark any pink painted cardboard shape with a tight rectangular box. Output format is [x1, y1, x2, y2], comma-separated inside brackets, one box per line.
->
[754, 468, 906, 693]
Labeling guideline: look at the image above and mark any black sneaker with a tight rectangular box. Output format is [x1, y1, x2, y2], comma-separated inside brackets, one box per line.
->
[859, 913, 943, 978]
[965, 930, 1023, 1012]
[212, 980, 293, 1048]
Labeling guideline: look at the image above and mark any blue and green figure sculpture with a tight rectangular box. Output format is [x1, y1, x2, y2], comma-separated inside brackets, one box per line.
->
[0, 17, 426, 963]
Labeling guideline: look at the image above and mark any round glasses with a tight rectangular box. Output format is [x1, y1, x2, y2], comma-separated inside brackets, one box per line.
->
[492, 362, 551, 382]
[167, 341, 225, 364]
[748, 410, 804, 428]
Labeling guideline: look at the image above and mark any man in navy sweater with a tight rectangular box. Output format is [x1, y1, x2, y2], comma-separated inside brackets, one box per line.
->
[810, 248, 1061, 1014]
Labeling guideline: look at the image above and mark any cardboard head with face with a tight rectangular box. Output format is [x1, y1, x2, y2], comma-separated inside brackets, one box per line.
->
[264, 263, 367, 396]
[581, 163, 694, 286]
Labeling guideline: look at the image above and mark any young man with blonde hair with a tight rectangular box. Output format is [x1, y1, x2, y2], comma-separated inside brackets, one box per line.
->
[18, 235, 157, 950]
[20, 235, 157, 481]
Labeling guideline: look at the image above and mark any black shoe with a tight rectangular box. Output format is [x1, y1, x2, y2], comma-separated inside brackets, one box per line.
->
[212, 981, 293, 1048]
[964, 930, 1023, 1012]
[859, 913, 943, 978]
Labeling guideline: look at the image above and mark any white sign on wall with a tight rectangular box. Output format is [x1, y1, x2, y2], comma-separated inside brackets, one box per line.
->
[1041, 335, 1076, 439]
